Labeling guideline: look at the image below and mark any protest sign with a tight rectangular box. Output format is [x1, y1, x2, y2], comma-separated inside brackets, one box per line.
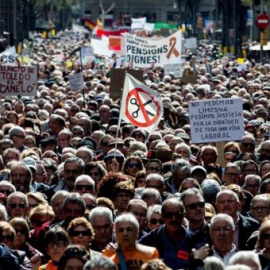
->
[189, 98, 245, 143]
[0, 65, 37, 96]
[91, 36, 114, 57]
[125, 31, 182, 68]
[181, 69, 197, 84]
[110, 69, 143, 100]
[164, 63, 182, 78]
[69, 72, 84, 91]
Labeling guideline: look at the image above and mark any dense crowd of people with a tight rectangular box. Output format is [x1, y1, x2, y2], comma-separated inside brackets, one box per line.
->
[0, 27, 270, 270]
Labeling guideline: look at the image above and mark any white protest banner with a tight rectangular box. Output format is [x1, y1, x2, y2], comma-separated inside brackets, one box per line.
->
[0, 65, 37, 96]
[91, 36, 114, 57]
[125, 31, 182, 68]
[69, 72, 84, 91]
[189, 98, 245, 143]
[131, 17, 147, 30]
[164, 63, 182, 78]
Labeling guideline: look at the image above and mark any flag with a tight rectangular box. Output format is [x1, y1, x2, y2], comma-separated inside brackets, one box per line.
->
[84, 19, 96, 30]
[120, 73, 163, 133]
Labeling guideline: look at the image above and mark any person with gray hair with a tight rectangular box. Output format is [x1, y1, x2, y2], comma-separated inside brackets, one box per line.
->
[165, 158, 191, 194]
[181, 187, 211, 247]
[10, 162, 33, 193]
[89, 206, 114, 252]
[84, 255, 117, 270]
[201, 179, 221, 206]
[216, 189, 259, 251]
[74, 175, 95, 195]
[7, 191, 29, 219]
[207, 213, 236, 266]
[228, 251, 261, 270]
[249, 194, 270, 223]
[242, 174, 261, 197]
[45, 156, 85, 201]
[141, 188, 162, 206]
[8, 126, 27, 152]
[103, 213, 158, 268]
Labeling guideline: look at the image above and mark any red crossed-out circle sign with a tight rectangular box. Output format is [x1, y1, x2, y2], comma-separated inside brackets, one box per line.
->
[256, 13, 270, 29]
[125, 88, 161, 127]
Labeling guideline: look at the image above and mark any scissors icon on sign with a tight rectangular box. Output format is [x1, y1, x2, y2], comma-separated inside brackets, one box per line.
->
[130, 98, 154, 118]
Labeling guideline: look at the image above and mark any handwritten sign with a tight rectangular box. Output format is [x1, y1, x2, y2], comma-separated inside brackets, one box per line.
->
[189, 98, 245, 143]
[0, 65, 37, 96]
[69, 72, 84, 91]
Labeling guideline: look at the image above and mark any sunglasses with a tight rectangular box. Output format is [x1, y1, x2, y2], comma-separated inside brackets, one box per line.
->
[75, 185, 93, 191]
[0, 189, 13, 195]
[163, 211, 183, 219]
[185, 202, 205, 210]
[128, 163, 141, 169]
[150, 218, 164, 225]
[69, 230, 91, 237]
[9, 203, 25, 209]
[3, 234, 13, 241]
[147, 167, 161, 172]
[15, 229, 27, 235]
[86, 204, 96, 210]
[242, 142, 255, 147]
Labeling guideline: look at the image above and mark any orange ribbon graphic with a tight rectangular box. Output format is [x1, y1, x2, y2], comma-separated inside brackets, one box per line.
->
[166, 37, 180, 59]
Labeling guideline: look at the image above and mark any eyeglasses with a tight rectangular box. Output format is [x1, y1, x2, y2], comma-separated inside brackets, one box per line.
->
[65, 169, 79, 175]
[64, 247, 87, 257]
[0, 189, 13, 195]
[246, 184, 259, 189]
[15, 229, 27, 235]
[211, 226, 233, 232]
[116, 193, 132, 199]
[11, 173, 28, 178]
[243, 169, 257, 174]
[150, 218, 164, 225]
[9, 203, 26, 209]
[185, 202, 205, 210]
[163, 211, 183, 219]
[251, 206, 269, 211]
[2, 234, 13, 241]
[147, 167, 161, 172]
[225, 172, 240, 177]
[128, 163, 141, 169]
[75, 185, 93, 191]
[47, 241, 66, 248]
[93, 224, 111, 231]
[134, 133, 143, 138]
[14, 135, 25, 139]
[242, 142, 255, 147]
[70, 230, 91, 237]
[261, 233, 270, 240]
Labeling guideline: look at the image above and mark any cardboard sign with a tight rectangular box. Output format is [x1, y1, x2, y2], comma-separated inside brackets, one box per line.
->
[0, 65, 37, 96]
[181, 69, 197, 84]
[110, 68, 143, 100]
[69, 72, 84, 91]
[164, 63, 182, 78]
[189, 98, 245, 143]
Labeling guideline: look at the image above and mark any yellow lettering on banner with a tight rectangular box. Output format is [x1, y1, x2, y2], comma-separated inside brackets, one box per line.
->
[166, 37, 180, 59]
